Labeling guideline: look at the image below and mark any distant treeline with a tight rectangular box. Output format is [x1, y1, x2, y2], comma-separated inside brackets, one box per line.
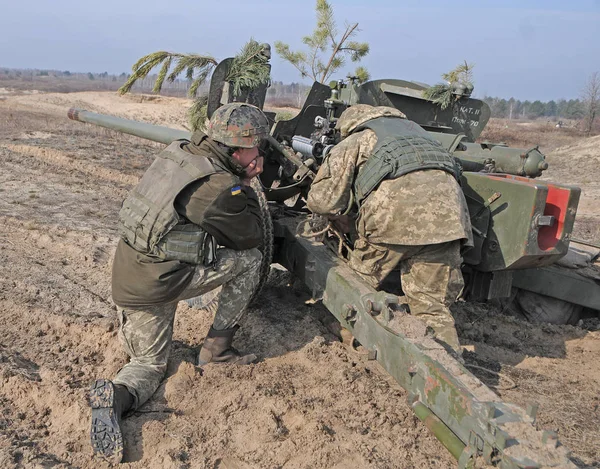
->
[0, 68, 313, 102]
[482, 96, 585, 120]
[0, 68, 193, 96]
[1, 67, 128, 82]
[266, 81, 312, 106]
[0, 68, 587, 120]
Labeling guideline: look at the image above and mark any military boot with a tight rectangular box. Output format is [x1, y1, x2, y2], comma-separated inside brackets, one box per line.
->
[197, 326, 258, 366]
[89, 379, 134, 464]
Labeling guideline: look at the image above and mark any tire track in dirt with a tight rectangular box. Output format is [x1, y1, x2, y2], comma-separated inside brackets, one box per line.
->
[0, 142, 128, 237]
[0, 216, 116, 319]
[0, 210, 124, 467]
[2, 143, 139, 187]
[0, 299, 122, 469]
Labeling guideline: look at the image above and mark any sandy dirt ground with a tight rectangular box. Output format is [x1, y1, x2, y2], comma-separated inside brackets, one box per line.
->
[0, 91, 599, 469]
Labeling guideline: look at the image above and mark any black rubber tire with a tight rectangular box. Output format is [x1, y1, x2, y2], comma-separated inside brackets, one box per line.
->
[248, 177, 274, 305]
[515, 289, 583, 325]
[185, 178, 273, 311]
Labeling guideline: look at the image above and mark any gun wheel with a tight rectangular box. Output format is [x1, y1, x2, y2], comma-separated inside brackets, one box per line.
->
[185, 178, 273, 311]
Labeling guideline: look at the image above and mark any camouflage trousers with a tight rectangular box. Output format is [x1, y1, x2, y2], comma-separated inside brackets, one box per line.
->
[348, 238, 464, 349]
[113, 247, 261, 409]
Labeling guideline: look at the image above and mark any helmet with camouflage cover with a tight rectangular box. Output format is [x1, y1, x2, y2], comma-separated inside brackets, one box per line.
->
[337, 104, 406, 138]
[207, 103, 269, 148]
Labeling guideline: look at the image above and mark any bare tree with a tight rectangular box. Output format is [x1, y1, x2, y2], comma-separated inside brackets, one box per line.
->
[581, 71, 600, 136]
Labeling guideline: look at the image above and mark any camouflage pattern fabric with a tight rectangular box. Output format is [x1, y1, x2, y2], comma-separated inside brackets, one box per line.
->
[113, 247, 261, 409]
[307, 105, 472, 352]
[206, 103, 269, 149]
[336, 104, 406, 139]
[307, 105, 473, 246]
[349, 238, 463, 351]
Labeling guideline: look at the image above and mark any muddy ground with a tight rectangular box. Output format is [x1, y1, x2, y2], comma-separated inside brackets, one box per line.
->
[0, 91, 598, 469]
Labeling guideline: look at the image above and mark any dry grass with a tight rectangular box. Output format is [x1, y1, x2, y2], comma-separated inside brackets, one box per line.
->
[0, 76, 123, 95]
[0, 75, 189, 97]
[479, 118, 589, 153]
[4, 144, 140, 186]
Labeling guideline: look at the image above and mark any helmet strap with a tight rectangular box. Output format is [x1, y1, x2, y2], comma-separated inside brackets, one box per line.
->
[204, 138, 246, 178]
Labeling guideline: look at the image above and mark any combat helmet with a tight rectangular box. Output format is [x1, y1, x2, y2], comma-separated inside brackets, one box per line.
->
[207, 103, 269, 148]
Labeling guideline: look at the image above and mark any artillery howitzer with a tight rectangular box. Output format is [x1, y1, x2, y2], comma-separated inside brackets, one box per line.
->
[66, 69, 599, 468]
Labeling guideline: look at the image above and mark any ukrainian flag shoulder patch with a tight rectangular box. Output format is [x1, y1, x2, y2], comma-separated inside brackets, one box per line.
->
[231, 185, 242, 196]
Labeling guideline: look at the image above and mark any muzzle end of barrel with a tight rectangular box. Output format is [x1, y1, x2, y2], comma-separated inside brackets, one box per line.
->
[67, 108, 81, 121]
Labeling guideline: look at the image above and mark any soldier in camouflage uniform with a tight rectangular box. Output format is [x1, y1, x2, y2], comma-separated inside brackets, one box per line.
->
[89, 103, 270, 464]
[307, 104, 473, 354]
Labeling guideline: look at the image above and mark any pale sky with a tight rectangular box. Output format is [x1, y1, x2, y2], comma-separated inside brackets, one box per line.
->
[0, 0, 599, 100]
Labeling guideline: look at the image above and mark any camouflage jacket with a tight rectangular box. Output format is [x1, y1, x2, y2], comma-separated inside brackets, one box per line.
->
[111, 137, 263, 308]
[307, 105, 473, 246]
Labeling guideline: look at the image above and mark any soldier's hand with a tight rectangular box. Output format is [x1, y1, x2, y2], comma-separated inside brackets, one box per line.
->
[330, 214, 351, 234]
[241, 156, 264, 185]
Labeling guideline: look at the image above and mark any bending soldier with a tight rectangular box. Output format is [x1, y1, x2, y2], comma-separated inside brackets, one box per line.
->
[307, 104, 473, 354]
[89, 103, 269, 464]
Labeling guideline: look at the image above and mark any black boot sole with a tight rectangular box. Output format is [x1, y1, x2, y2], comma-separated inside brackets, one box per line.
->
[89, 379, 124, 465]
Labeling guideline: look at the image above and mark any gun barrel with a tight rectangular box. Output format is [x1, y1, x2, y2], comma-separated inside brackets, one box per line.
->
[67, 108, 190, 145]
[68, 108, 315, 180]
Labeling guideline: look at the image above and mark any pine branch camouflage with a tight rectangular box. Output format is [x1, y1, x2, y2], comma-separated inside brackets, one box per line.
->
[225, 40, 271, 96]
[118, 39, 271, 131]
[422, 61, 475, 110]
[118, 52, 218, 97]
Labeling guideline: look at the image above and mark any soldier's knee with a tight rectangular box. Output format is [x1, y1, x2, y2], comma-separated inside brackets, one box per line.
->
[243, 248, 263, 270]
[250, 247, 262, 262]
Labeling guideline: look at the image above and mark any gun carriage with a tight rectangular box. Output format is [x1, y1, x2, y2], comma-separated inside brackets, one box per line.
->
[66, 58, 599, 468]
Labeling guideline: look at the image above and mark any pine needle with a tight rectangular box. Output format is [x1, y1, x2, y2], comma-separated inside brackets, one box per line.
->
[118, 39, 272, 131]
[422, 84, 455, 109]
[274, 0, 369, 83]
[118, 51, 217, 97]
[225, 39, 271, 96]
[188, 96, 209, 132]
[353, 66, 370, 84]
[153, 56, 172, 93]
[423, 61, 475, 109]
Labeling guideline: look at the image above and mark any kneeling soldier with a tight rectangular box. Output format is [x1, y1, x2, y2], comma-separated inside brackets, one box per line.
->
[90, 103, 269, 464]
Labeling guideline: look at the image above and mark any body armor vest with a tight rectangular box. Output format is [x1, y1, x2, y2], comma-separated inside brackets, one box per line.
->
[353, 117, 461, 206]
[118, 140, 223, 264]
